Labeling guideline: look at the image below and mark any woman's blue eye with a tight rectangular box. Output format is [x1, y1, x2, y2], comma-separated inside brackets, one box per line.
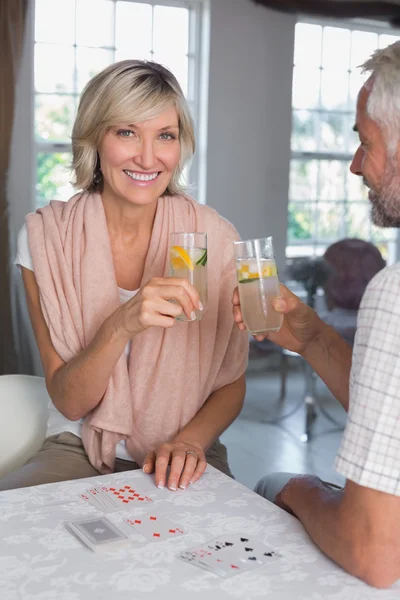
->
[117, 130, 134, 137]
[160, 132, 176, 140]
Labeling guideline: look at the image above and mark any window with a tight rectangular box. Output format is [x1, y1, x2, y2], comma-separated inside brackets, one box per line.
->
[34, 0, 205, 209]
[287, 21, 400, 263]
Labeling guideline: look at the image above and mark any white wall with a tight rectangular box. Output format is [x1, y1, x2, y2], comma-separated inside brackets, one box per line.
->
[205, 0, 295, 275]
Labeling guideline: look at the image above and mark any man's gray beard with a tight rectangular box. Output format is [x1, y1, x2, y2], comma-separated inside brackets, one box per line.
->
[369, 163, 400, 228]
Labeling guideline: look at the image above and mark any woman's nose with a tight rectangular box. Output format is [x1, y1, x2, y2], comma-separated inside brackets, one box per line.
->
[135, 138, 157, 170]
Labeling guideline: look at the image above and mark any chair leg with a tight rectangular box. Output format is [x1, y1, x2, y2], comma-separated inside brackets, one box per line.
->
[300, 361, 317, 442]
[279, 352, 289, 402]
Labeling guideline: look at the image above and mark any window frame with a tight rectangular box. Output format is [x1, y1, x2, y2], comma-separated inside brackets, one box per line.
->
[287, 16, 400, 263]
[33, 0, 208, 208]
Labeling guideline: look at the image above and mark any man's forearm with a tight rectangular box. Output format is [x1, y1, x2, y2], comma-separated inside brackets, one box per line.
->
[282, 477, 400, 588]
[174, 374, 246, 451]
[282, 478, 360, 576]
[302, 321, 352, 411]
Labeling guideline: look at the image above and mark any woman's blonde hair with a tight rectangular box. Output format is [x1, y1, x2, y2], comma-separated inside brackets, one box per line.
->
[71, 60, 195, 196]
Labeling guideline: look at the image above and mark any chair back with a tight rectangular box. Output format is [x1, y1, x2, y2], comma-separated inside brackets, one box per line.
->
[323, 238, 386, 311]
[0, 375, 49, 479]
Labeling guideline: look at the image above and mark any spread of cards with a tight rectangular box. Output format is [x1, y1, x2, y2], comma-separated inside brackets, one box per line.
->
[65, 479, 282, 578]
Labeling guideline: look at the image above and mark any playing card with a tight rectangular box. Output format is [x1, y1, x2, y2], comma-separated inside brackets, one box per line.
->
[179, 534, 281, 577]
[125, 513, 185, 542]
[80, 488, 115, 512]
[79, 484, 153, 513]
[65, 517, 130, 552]
[102, 484, 153, 508]
[179, 548, 220, 575]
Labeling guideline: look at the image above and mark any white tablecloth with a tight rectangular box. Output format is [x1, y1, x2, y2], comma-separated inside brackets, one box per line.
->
[1, 467, 399, 599]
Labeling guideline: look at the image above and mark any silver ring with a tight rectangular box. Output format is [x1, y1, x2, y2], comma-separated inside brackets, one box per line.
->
[185, 450, 198, 458]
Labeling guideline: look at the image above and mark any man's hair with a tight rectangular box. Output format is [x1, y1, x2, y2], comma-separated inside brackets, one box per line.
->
[362, 41, 400, 155]
[71, 60, 195, 195]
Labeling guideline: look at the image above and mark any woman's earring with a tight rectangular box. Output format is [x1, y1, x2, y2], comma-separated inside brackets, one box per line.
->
[93, 168, 102, 186]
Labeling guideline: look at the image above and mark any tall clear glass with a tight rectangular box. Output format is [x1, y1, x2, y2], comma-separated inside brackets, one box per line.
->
[169, 232, 208, 322]
[233, 237, 282, 334]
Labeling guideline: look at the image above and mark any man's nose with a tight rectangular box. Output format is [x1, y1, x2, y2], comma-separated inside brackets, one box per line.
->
[350, 145, 363, 176]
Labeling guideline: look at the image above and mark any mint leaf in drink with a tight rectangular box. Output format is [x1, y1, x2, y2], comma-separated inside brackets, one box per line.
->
[196, 250, 207, 266]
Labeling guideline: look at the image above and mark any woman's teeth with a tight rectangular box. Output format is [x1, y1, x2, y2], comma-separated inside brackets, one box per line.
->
[125, 171, 158, 182]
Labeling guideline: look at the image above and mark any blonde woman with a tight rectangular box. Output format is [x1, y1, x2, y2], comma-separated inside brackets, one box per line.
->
[2, 61, 248, 492]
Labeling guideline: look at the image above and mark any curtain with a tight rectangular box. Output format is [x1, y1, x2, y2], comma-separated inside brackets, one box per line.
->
[254, 1, 400, 26]
[0, 0, 28, 374]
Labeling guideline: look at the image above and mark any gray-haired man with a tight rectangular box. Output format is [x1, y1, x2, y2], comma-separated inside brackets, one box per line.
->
[233, 42, 400, 588]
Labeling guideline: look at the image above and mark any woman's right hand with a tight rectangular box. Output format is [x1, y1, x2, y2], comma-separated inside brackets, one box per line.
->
[116, 277, 202, 339]
[232, 283, 324, 356]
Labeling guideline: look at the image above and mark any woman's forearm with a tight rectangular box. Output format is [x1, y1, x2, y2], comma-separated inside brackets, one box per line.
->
[173, 374, 246, 451]
[48, 307, 129, 421]
[302, 321, 352, 412]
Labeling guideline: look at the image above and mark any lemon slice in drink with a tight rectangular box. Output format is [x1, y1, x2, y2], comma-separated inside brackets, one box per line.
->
[170, 246, 194, 271]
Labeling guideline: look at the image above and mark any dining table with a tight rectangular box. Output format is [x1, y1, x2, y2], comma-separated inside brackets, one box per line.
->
[1, 465, 399, 599]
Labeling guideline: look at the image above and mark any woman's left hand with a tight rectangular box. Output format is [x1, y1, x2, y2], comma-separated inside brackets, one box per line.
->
[142, 440, 207, 491]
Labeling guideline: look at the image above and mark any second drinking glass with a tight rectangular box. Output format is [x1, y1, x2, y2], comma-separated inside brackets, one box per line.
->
[169, 232, 208, 321]
[233, 236, 282, 334]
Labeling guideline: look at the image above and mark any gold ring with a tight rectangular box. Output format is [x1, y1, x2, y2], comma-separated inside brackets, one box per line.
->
[185, 450, 198, 458]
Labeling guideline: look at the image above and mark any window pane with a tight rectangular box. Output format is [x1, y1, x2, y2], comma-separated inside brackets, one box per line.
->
[379, 34, 400, 49]
[321, 70, 349, 110]
[153, 6, 189, 57]
[351, 31, 378, 70]
[348, 172, 368, 201]
[35, 95, 75, 142]
[35, 44, 75, 93]
[35, 0, 75, 44]
[76, 47, 114, 92]
[292, 67, 320, 109]
[76, 0, 114, 47]
[153, 54, 188, 96]
[348, 121, 360, 154]
[36, 152, 74, 207]
[319, 161, 346, 201]
[294, 23, 322, 67]
[287, 202, 315, 243]
[322, 27, 351, 71]
[349, 70, 367, 107]
[317, 202, 345, 242]
[346, 202, 370, 239]
[371, 223, 396, 244]
[289, 160, 318, 201]
[291, 110, 318, 152]
[319, 112, 347, 152]
[116, 2, 152, 59]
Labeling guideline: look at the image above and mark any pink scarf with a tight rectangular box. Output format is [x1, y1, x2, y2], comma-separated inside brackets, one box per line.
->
[27, 192, 248, 473]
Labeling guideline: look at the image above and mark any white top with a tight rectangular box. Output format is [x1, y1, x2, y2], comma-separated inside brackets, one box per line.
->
[335, 264, 400, 496]
[15, 223, 138, 462]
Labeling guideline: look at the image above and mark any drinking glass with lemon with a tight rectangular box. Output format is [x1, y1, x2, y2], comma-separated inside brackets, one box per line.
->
[169, 232, 208, 321]
[233, 236, 282, 334]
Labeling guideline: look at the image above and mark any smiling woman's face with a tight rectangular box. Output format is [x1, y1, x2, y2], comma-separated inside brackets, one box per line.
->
[98, 105, 181, 207]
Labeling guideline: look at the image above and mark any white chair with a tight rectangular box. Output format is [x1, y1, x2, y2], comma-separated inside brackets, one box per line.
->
[0, 374, 49, 479]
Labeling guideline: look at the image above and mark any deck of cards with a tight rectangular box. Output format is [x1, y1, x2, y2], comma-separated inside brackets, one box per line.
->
[179, 534, 281, 578]
[66, 517, 131, 553]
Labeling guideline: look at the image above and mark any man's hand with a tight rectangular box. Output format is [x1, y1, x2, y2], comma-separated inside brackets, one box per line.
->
[142, 439, 207, 491]
[232, 284, 323, 355]
[275, 474, 336, 515]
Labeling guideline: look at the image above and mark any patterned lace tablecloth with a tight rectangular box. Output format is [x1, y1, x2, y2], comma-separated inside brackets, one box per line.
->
[0, 467, 399, 599]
